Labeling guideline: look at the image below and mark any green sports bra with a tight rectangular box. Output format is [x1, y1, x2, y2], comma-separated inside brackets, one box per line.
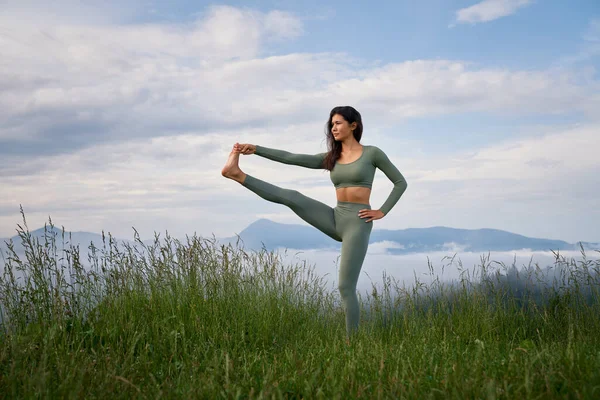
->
[254, 145, 408, 215]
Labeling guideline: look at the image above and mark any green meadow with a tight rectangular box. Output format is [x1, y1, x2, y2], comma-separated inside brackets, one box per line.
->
[1, 213, 599, 399]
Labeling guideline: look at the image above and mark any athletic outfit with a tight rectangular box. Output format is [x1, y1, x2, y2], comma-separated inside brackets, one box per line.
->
[242, 144, 407, 335]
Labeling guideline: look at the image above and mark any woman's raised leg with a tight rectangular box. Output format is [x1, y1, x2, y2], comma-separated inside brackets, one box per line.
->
[222, 147, 341, 242]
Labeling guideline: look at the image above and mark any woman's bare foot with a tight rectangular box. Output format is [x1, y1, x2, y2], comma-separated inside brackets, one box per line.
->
[221, 146, 247, 184]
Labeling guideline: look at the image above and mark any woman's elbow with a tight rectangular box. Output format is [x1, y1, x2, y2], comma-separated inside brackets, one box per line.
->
[395, 179, 408, 194]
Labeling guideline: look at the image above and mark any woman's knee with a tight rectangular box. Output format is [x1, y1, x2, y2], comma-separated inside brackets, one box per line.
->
[282, 189, 303, 205]
[338, 280, 356, 299]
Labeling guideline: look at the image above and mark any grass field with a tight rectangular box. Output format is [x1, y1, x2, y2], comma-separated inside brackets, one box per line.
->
[1, 214, 599, 399]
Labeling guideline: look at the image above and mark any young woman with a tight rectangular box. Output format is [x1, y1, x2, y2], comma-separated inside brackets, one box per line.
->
[221, 106, 408, 337]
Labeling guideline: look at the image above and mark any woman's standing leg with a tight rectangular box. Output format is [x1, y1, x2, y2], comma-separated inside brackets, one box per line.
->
[336, 202, 373, 336]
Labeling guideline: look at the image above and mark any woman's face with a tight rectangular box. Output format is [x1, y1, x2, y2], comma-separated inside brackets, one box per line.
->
[331, 114, 357, 141]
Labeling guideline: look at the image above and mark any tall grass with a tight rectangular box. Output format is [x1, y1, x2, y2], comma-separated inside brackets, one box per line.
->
[1, 211, 599, 399]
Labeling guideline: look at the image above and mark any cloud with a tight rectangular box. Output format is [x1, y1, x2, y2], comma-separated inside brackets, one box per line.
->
[1, 3, 598, 166]
[2, 40, 598, 163]
[453, 0, 533, 25]
[330, 61, 599, 119]
[0, 5, 308, 157]
[305, 98, 600, 246]
[263, 10, 304, 40]
[367, 241, 406, 255]
[413, 125, 598, 183]
[2, 3, 599, 164]
[370, 122, 600, 243]
[1, 116, 598, 244]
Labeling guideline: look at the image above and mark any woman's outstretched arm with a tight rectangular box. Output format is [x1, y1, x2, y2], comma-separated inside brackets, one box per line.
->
[237, 143, 326, 169]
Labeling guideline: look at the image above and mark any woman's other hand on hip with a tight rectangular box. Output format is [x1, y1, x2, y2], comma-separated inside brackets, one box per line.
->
[358, 209, 384, 223]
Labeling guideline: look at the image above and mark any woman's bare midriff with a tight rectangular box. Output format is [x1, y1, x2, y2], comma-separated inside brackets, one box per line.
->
[336, 186, 371, 205]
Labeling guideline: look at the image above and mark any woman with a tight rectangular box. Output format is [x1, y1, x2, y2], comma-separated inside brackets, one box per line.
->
[221, 106, 408, 337]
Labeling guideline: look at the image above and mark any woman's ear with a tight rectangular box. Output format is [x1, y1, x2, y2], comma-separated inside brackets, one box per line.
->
[350, 122, 357, 131]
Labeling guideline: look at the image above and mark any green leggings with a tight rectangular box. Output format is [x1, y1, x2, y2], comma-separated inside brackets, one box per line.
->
[242, 174, 373, 335]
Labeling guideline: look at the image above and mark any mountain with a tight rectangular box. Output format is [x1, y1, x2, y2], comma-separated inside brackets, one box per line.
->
[224, 218, 340, 250]
[0, 226, 132, 256]
[222, 219, 598, 254]
[2, 220, 597, 259]
[370, 227, 573, 254]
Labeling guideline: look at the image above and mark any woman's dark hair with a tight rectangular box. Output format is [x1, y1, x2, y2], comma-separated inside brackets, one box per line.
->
[323, 106, 363, 171]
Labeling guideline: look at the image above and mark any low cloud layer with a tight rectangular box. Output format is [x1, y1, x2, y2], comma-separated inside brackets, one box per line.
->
[279, 247, 600, 294]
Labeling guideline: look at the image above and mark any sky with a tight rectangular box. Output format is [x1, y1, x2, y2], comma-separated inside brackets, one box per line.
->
[1, 0, 599, 244]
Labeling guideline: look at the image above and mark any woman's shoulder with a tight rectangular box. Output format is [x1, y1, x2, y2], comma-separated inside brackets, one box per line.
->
[362, 145, 391, 165]
[363, 144, 385, 155]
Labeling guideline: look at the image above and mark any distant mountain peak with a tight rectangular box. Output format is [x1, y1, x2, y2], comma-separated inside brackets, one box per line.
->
[247, 218, 280, 227]
[223, 219, 596, 254]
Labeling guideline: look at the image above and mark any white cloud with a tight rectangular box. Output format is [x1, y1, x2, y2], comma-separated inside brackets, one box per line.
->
[263, 10, 304, 40]
[414, 125, 598, 183]
[2, 5, 598, 150]
[1, 119, 598, 243]
[0, 5, 311, 150]
[331, 61, 599, 118]
[0, 5, 303, 78]
[367, 241, 406, 255]
[2, 46, 598, 153]
[369, 122, 600, 243]
[454, 0, 533, 25]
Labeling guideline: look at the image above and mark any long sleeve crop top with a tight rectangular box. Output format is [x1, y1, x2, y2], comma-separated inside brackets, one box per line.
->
[254, 145, 408, 215]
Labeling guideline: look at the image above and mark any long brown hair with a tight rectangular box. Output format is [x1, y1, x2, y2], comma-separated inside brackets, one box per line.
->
[323, 106, 363, 171]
